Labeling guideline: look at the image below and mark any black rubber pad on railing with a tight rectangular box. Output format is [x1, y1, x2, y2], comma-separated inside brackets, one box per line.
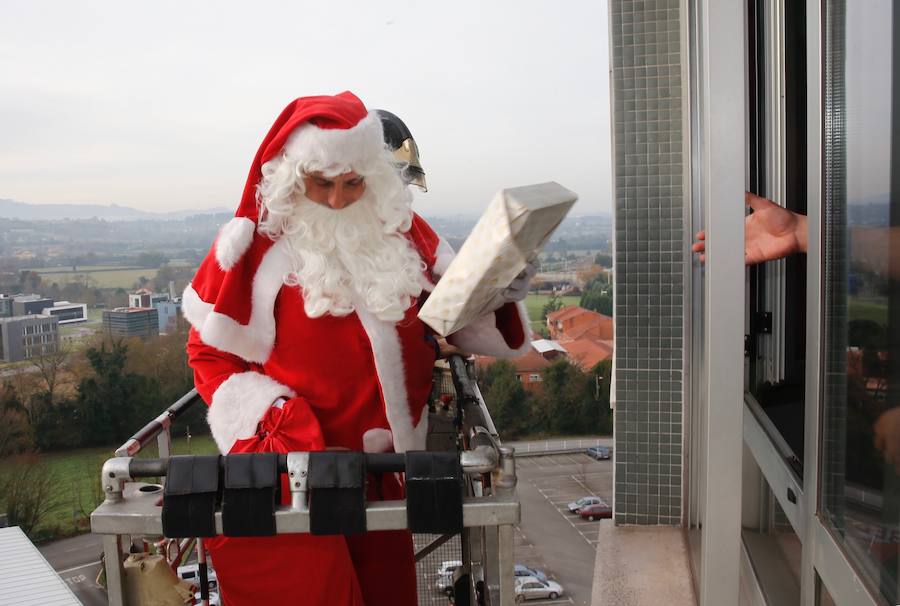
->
[405, 451, 464, 534]
[221, 453, 280, 537]
[308, 451, 367, 535]
[161, 455, 221, 538]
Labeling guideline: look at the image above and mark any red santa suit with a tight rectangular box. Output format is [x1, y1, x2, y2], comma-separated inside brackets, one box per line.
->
[182, 92, 531, 606]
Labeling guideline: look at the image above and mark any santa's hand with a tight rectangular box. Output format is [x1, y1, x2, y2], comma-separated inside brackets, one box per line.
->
[231, 396, 326, 454]
[501, 260, 537, 303]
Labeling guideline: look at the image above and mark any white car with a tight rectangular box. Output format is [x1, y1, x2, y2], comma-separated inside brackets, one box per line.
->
[515, 576, 564, 602]
[177, 563, 218, 592]
[567, 496, 602, 513]
[435, 560, 462, 595]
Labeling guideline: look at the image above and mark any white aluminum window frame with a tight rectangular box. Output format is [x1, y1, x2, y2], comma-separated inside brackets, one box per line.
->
[687, 0, 746, 604]
[734, 0, 885, 604]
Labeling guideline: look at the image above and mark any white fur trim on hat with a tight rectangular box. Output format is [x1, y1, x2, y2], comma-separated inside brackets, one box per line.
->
[447, 300, 532, 358]
[208, 371, 295, 454]
[283, 112, 385, 175]
[182, 239, 293, 363]
[355, 306, 428, 453]
[215, 217, 257, 270]
[362, 428, 394, 453]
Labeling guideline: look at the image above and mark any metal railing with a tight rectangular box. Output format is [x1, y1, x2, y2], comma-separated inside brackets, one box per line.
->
[91, 355, 520, 606]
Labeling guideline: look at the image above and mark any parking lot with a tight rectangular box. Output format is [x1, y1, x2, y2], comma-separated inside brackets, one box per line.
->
[413, 451, 609, 606]
[518, 453, 611, 550]
[514, 452, 612, 606]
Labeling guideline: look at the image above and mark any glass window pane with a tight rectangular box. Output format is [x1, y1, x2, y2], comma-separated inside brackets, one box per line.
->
[821, 0, 900, 603]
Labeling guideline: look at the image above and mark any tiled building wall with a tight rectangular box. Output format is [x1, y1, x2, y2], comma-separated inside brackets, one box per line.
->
[611, 0, 685, 525]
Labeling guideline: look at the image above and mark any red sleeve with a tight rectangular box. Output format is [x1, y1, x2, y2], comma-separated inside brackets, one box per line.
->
[186, 327, 253, 406]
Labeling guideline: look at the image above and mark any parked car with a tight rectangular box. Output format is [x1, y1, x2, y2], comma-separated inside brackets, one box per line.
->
[515, 576, 564, 602]
[514, 564, 547, 583]
[193, 590, 220, 605]
[567, 496, 602, 513]
[586, 445, 611, 460]
[435, 560, 463, 596]
[177, 563, 218, 593]
[579, 500, 612, 521]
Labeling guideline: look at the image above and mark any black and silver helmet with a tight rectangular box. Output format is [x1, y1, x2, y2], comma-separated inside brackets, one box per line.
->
[375, 109, 427, 192]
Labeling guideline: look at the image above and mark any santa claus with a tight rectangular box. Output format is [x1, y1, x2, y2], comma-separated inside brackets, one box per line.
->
[183, 91, 532, 606]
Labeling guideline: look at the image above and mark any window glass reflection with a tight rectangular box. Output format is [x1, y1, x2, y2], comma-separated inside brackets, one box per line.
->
[822, 0, 900, 603]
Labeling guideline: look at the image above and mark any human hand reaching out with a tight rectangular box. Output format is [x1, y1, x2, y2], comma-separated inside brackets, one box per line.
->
[691, 192, 808, 265]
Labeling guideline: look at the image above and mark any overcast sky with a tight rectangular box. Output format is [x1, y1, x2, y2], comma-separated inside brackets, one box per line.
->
[0, 1, 611, 217]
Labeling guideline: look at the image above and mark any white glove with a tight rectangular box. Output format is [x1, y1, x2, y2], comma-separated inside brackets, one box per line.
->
[501, 260, 537, 303]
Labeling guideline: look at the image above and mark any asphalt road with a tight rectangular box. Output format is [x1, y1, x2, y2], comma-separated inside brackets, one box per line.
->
[39, 532, 106, 606]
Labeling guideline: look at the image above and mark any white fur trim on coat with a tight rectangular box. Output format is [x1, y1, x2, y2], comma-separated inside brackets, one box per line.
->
[433, 237, 456, 278]
[283, 112, 384, 176]
[208, 371, 295, 454]
[182, 239, 293, 363]
[447, 300, 532, 358]
[215, 217, 257, 270]
[355, 306, 428, 453]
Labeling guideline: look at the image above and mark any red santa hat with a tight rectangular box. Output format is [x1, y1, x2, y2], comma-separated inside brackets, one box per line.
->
[214, 91, 386, 271]
[183, 92, 390, 363]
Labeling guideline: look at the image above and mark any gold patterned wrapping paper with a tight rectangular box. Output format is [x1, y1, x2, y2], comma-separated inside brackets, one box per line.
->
[418, 181, 577, 336]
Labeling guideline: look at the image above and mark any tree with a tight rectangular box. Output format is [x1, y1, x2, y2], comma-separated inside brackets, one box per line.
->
[580, 274, 613, 316]
[136, 252, 170, 269]
[1, 455, 59, 538]
[479, 361, 530, 439]
[75, 341, 157, 446]
[541, 294, 564, 323]
[0, 383, 33, 455]
[532, 358, 610, 435]
[29, 342, 71, 404]
[594, 253, 613, 268]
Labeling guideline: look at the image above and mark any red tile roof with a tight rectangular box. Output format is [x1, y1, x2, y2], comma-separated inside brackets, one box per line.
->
[561, 338, 614, 370]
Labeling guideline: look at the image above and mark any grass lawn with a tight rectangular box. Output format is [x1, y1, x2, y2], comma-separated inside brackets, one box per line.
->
[0, 434, 218, 541]
[848, 297, 888, 326]
[524, 294, 581, 333]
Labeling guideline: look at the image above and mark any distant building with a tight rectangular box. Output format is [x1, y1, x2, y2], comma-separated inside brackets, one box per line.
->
[128, 289, 169, 309]
[546, 306, 613, 341]
[0, 295, 12, 318]
[0, 315, 59, 363]
[156, 299, 182, 334]
[562, 338, 613, 370]
[475, 349, 553, 393]
[530, 338, 568, 360]
[40, 301, 88, 325]
[11, 294, 54, 317]
[102, 307, 159, 339]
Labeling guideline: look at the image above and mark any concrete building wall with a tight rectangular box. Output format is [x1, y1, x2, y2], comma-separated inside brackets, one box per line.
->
[103, 308, 160, 339]
[611, 0, 685, 525]
[0, 315, 60, 363]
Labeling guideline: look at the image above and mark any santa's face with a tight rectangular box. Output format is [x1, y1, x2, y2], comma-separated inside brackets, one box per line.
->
[302, 171, 366, 209]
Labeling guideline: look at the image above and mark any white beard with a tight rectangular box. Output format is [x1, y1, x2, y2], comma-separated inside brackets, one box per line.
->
[282, 197, 426, 322]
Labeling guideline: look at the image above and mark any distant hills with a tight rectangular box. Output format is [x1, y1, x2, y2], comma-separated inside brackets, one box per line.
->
[0, 198, 230, 221]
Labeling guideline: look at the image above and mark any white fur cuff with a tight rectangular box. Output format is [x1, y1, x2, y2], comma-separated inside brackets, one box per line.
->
[215, 217, 256, 270]
[447, 300, 532, 358]
[208, 372, 295, 454]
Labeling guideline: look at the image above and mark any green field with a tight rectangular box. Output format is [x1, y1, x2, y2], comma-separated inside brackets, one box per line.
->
[0, 434, 218, 541]
[524, 294, 582, 333]
[35, 268, 157, 289]
[32, 265, 143, 274]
